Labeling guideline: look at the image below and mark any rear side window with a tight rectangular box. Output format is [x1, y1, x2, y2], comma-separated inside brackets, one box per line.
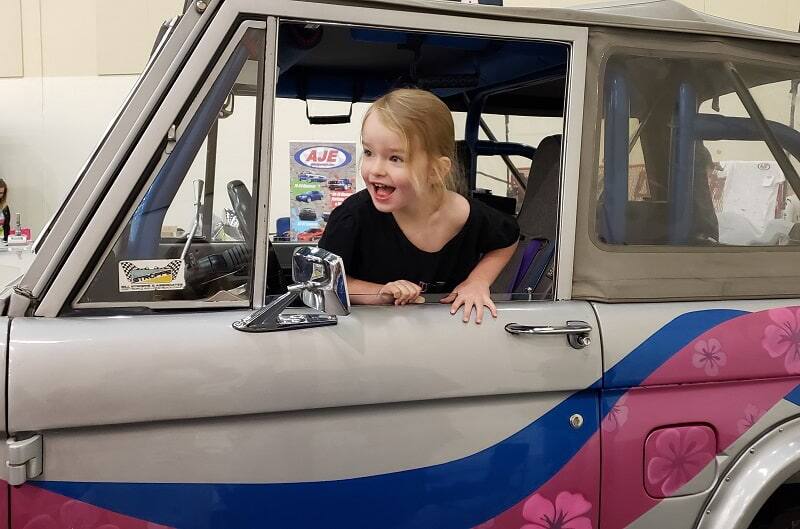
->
[597, 54, 800, 247]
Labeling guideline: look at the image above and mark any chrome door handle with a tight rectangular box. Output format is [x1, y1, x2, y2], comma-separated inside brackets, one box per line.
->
[504, 320, 592, 349]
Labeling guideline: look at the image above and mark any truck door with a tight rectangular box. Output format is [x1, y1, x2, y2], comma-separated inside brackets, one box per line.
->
[7, 2, 596, 528]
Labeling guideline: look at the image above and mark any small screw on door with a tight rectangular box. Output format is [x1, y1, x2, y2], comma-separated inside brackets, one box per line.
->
[195, 0, 208, 13]
[569, 414, 584, 429]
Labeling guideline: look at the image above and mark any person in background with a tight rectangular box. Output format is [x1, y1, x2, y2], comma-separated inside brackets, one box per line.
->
[0, 179, 11, 242]
[693, 146, 720, 243]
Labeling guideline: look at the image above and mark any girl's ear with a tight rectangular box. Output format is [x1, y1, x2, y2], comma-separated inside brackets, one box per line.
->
[434, 156, 452, 182]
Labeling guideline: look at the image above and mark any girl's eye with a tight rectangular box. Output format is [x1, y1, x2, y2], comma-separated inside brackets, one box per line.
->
[363, 149, 372, 157]
[390, 155, 403, 163]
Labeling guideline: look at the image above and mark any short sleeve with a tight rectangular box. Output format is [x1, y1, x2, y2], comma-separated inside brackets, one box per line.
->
[318, 201, 358, 270]
[474, 201, 520, 253]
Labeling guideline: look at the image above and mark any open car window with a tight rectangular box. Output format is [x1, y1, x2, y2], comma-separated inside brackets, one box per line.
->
[267, 22, 570, 304]
[77, 27, 266, 306]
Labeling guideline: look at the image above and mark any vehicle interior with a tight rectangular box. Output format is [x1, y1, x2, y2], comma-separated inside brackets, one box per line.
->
[77, 21, 571, 306]
[598, 54, 800, 247]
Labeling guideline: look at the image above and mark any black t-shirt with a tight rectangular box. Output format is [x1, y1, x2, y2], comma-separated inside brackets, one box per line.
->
[318, 190, 519, 293]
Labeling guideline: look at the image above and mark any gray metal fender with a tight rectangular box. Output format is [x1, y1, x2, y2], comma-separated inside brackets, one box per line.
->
[696, 415, 800, 529]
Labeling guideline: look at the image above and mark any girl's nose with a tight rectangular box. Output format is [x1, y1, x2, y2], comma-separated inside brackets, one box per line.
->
[370, 158, 387, 176]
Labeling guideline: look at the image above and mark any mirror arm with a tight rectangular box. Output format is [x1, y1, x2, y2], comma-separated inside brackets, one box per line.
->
[232, 285, 337, 333]
[234, 246, 350, 333]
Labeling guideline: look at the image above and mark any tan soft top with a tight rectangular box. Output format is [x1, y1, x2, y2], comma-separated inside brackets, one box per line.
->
[348, 0, 800, 45]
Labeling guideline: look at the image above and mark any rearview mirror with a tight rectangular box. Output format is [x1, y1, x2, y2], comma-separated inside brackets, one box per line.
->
[232, 247, 350, 332]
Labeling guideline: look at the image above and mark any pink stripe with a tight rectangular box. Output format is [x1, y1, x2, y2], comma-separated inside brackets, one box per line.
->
[601, 377, 798, 529]
[478, 307, 800, 529]
[12, 483, 173, 529]
[645, 307, 800, 386]
[473, 433, 601, 529]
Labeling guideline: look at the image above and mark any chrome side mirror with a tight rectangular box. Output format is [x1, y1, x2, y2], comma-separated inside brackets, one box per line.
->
[233, 247, 350, 333]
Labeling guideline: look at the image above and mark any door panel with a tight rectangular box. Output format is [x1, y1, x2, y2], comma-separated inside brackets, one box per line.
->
[10, 302, 600, 430]
[596, 300, 800, 529]
[9, 302, 601, 528]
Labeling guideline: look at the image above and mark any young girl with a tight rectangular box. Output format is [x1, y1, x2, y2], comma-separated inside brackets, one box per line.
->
[318, 88, 519, 324]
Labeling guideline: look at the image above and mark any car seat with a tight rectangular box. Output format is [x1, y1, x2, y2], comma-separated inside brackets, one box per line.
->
[491, 134, 561, 296]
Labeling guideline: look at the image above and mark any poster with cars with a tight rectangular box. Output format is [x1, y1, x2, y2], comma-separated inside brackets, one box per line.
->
[289, 141, 357, 242]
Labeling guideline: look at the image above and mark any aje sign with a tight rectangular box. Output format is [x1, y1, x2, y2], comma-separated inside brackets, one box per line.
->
[294, 146, 352, 169]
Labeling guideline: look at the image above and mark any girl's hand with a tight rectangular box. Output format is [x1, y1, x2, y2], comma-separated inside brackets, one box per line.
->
[440, 280, 496, 324]
[378, 280, 425, 305]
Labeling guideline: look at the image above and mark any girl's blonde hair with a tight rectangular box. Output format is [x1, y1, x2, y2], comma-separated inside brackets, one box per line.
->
[363, 88, 459, 205]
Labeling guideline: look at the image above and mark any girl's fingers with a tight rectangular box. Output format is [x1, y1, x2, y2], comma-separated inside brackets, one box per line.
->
[475, 303, 484, 324]
[487, 298, 498, 318]
[440, 292, 456, 303]
[408, 281, 422, 298]
[450, 295, 465, 315]
[399, 282, 415, 304]
[463, 302, 475, 323]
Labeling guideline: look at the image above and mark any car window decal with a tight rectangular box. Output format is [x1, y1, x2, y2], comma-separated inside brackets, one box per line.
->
[118, 259, 186, 292]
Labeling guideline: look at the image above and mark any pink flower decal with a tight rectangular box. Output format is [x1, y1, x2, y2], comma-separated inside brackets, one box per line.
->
[521, 491, 592, 529]
[601, 394, 628, 432]
[762, 308, 800, 374]
[645, 426, 715, 497]
[737, 404, 767, 434]
[692, 338, 727, 376]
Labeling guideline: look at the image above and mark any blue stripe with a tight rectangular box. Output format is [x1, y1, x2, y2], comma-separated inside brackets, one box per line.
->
[786, 383, 800, 406]
[37, 390, 598, 529]
[33, 309, 751, 528]
[604, 309, 746, 389]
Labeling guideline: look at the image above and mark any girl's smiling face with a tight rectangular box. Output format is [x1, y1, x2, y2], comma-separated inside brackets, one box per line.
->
[360, 112, 426, 213]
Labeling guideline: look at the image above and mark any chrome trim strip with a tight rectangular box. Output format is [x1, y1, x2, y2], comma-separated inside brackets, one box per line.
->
[555, 27, 588, 301]
[251, 17, 279, 309]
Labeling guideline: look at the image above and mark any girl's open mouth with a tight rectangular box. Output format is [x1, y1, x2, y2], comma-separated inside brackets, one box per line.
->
[372, 183, 396, 201]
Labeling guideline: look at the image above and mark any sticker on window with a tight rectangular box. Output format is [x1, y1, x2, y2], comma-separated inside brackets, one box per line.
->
[118, 259, 185, 292]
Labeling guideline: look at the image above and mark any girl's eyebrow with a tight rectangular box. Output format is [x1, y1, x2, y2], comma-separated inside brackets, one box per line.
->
[361, 142, 405, 154]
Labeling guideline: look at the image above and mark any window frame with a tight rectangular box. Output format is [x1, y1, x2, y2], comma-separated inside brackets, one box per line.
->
[70, 19, 271, 311]
[591, 46, 800, 254]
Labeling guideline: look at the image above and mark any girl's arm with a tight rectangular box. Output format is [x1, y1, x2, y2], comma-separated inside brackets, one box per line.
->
[441, 240, 518, 323]
[346, 276, 424, 305]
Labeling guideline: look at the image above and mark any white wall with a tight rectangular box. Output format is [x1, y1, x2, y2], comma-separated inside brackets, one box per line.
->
[0, 75, 139, 236]
[0, 0, 182, 238]
[1, 0, 799, 238]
